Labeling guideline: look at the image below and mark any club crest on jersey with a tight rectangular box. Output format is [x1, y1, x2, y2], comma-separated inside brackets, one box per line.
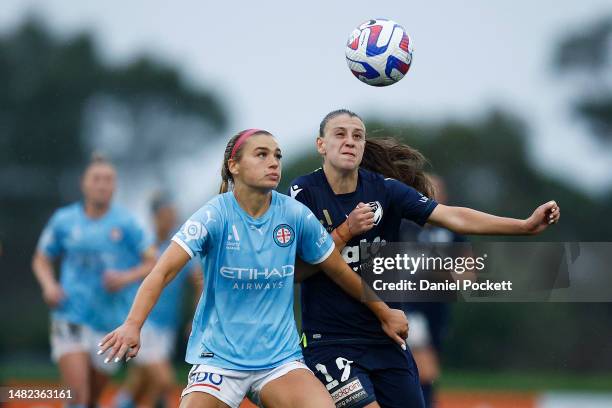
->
[110, 227, 123, 242]
[367, 201, 383, 225]
[273, 224, 295, 247]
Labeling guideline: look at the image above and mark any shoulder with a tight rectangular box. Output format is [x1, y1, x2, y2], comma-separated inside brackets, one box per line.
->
[289, 168, 324, 189]
[51, 202, 81, 223]
[188, 194, 227, 226]
[358, 168, 387, 187]
[275, 191, 307, 213]
[111, 204, 141, 225]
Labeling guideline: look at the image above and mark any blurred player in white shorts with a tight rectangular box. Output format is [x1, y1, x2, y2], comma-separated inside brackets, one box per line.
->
[115, 193, 201, 408]
[33, 155, 155, 408]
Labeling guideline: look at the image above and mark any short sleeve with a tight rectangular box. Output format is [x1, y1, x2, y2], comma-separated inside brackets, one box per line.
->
[37, 211, 63, 258]
[172, 204, 221, 258]
[385, 178, 438, 226]
[297, 205, 335, 265]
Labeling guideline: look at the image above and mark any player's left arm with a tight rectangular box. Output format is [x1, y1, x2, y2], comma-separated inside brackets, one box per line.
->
[427, 201, 561, 235]
[103, 245, 157, 292]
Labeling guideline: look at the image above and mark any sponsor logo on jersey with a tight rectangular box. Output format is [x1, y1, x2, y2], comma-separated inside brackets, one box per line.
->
[367, 201, 383, 225]
[273, 224, 294, 247]
[341, 236, 386, 270]
[220, 265, 294, 280]
[290, 184, 303, 198]
[316, 225, 329, 248]
[226, 224, 241, 250]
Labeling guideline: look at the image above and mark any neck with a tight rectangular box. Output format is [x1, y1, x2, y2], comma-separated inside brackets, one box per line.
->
[84, 201, 110, 219]
[323, 163, 358, 194]
[232, 184, 272, 218]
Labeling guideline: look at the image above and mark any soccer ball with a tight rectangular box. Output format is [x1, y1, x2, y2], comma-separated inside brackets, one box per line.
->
[345, 19, 413, 87]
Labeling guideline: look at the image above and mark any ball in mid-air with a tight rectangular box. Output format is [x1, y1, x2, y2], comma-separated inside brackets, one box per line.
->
[345, 19, 413, 87]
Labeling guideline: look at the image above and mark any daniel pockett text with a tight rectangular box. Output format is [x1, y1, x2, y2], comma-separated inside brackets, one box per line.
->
[358, 242, 612, 302]
[369, 252, 512, 294]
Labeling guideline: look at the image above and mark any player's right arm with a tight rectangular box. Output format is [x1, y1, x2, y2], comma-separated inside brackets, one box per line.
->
[32, 251, 64, 308]
[98, 242, 190, 362]
[99, 203, 218, 363]
[32, 211, 65, 308]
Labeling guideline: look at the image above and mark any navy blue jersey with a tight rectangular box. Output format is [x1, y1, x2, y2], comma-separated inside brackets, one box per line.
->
[289, 168, 438, 344]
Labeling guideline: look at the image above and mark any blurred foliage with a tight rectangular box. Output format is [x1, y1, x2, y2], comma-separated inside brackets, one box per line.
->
[554, 15, 612, 139]
[0, 18, 228, 355]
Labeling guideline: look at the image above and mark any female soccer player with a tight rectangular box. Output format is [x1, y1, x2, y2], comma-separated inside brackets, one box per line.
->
[32, 155, 156, 408]
[98, 129, 409, 408]
[288, 109, 561, 408]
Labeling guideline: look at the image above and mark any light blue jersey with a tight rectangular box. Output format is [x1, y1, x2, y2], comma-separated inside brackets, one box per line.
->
[172, 191, 334, 370]
[37, 202, 151, 332]
[147, 239, 193, 329]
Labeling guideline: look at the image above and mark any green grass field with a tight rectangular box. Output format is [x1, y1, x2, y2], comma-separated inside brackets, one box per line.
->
[3, 362, 611, 393]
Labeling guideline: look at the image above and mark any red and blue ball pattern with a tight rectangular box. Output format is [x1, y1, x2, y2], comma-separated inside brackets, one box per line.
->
[345, 19, 413, 87]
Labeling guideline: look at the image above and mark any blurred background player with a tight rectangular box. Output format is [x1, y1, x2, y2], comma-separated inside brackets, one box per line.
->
[400, 174, 468, 408]
[32, 154, 156, 408]
[115, 192, 202, 408]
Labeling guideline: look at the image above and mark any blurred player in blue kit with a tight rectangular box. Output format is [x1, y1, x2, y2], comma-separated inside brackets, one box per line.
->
[289, 109, 561, 408]
[400, 174, 468, 408]
[32, 155, 156, 408]
[115, 193, 203, 408]
[98, 129, 409, 408]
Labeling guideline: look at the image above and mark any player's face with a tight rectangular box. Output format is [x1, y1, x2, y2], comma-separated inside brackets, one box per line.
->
[318, 114, 366, 172]
[81, 163, 116, 207]
[230, 134, 282, 191]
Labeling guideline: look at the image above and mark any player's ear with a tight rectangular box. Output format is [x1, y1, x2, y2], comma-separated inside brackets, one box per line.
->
[316, 136, 326, 156]
[228, 158, 240, 177]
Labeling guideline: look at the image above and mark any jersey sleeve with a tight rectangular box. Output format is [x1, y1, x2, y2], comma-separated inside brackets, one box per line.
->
[172, 204, 221, 259]
[37, 211, 64, 258]
[297, 205, 335, 265]
[385, 178, 438, 226]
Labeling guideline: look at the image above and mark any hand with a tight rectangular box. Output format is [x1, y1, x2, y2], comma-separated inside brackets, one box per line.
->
[103, 270, 130, 292]
[42, 282, 65, 308]
[97, 321, 141, 363]
[379, 308, 409, 349]
[347, 202, 375, 236]
[523, 200, 561, 235]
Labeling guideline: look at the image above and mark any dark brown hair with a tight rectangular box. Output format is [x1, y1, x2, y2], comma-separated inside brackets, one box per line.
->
[319, 108, 363, 138]
[361, 137, 434, 198]
[219, 129, 273, 193]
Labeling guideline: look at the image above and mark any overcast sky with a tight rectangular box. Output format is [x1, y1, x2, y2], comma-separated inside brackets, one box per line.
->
[2, 0, 611, 208]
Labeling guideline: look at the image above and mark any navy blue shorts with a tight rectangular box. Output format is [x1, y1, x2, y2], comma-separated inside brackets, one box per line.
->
[303, 342, 425, 408]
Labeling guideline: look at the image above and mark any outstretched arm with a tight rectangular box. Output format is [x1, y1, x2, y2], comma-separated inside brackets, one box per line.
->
[98, 242, 190, 362]
[317, 249, 408, 348]
[427, 201, 560, 235]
